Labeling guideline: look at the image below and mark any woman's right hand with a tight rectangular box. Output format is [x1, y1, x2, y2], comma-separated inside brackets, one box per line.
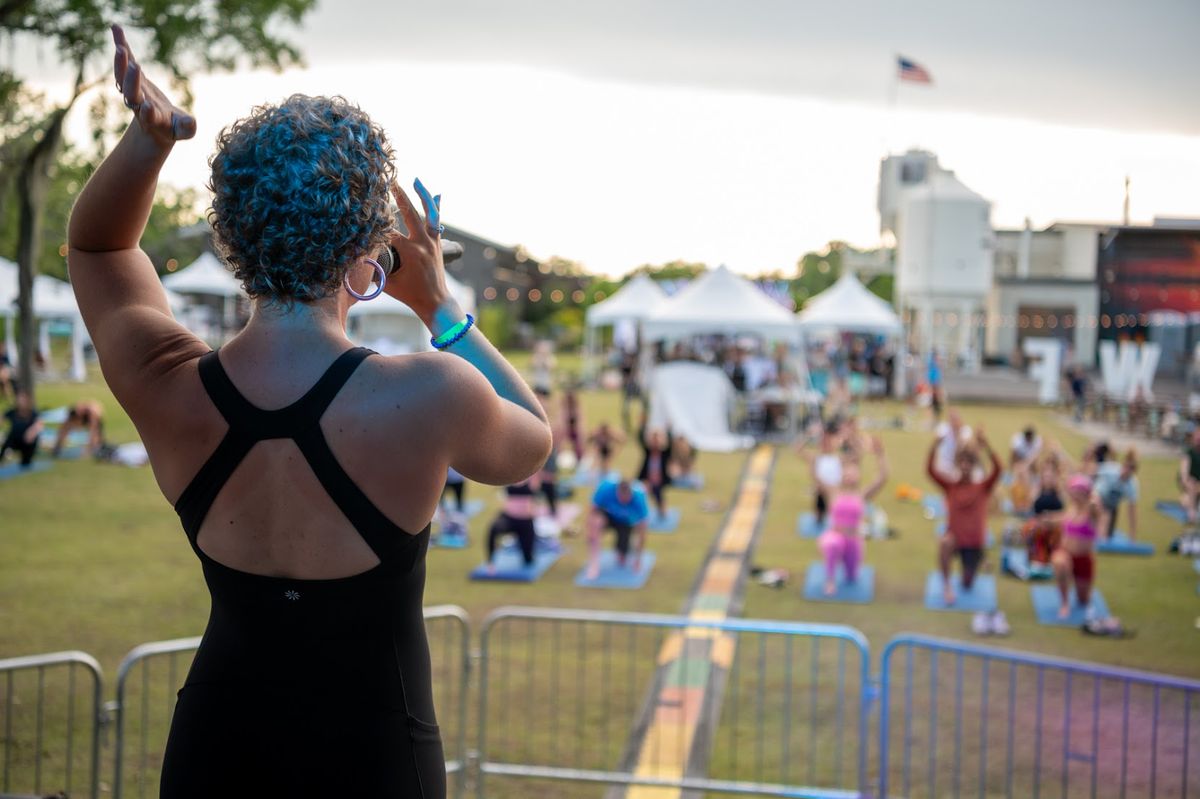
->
[112, 25, 196, 146]
[385, 181, 460, 327]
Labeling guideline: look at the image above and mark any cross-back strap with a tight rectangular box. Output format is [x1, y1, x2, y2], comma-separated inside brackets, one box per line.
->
[196, 347, 373, 439]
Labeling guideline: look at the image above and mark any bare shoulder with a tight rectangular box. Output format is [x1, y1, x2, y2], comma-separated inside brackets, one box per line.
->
[352, 352, 492, 425]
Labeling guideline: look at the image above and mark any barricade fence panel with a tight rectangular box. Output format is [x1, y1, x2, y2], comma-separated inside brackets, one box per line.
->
[878, 635, 1200, 799]
[110, 605, 470, 799]
[0, 651, 103, 799]
[475, 607, 871, 799]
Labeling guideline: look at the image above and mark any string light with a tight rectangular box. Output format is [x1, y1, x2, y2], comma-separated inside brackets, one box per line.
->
[593, 291, 607, 301]
[528, 288, 542, 302]
[165, 258, 179, 272]
[58, 243, 68, 257]
[550, 289, 564, 303]
[506, 288, 519, 302]
[483, 287, 497, 301]
[572, 290, 585, 303]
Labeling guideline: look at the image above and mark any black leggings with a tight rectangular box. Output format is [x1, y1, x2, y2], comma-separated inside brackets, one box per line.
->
[1, 434, 36, 466]
[442, 481, 465, 511]
[489, 513, 537, 566]
[542, 480, 558, 516]
[648, 482, 666, 514]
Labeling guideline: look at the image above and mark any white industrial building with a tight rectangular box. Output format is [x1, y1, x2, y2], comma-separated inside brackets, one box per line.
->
[878, 150, 993, 369]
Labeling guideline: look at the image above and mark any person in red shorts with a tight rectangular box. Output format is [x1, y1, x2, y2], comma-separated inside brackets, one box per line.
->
[926, 427, 1002, 605]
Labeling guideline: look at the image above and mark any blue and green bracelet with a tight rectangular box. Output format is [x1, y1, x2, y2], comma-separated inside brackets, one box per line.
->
[431, 314, 475, 350]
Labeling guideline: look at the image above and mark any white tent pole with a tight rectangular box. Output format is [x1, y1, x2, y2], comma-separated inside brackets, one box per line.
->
[38, 320, 51, 365]
[70, 319, 86, 382]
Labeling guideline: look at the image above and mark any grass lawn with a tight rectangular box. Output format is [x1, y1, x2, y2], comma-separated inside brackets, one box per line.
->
[1, 355, 1198, 797]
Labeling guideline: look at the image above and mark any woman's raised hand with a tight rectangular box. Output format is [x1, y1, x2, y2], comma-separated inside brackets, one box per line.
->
[112, 25, 196, 145]
[386, 180, 457, 323]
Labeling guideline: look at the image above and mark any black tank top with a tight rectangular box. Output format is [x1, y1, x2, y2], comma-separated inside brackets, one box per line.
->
[160, 347, 445, 798]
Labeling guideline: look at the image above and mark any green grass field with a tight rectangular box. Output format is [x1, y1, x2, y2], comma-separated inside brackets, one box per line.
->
[1, 355, 1198, 797]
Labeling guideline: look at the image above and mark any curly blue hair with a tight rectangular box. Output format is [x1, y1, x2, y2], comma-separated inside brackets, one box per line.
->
[208, 95, 396, 303]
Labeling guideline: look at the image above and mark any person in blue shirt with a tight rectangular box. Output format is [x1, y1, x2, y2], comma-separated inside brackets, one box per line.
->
[586, 477, 650, 580]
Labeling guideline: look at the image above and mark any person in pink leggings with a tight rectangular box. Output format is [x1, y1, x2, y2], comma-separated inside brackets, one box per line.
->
[818, 435, 889, 595]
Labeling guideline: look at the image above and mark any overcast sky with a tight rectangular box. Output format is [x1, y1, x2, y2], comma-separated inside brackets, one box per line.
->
[14, 0, 1200, 275]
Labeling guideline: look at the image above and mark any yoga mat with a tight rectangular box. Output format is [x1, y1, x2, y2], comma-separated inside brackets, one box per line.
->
[1000, 548, 1053, 581]
[648, 507, 681, 533]
[469, 548, 561, 582]
[431, 532, 469, 550]
[924, 572, 998, 612]
[1030, 584, 1110, 627]
[1096, 532, 1154, 556]
[801, 563, 875, 604]
[796, 512, 822, 539]
[922, 495, 946, 519]
[1155, 500, 1190, 524]
[673, 473, 705, 490]
[0, 460, 50, 480]
[574, 549, 656, 589]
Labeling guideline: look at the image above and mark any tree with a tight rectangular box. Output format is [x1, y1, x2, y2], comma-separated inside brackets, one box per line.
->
[1, 0, 316, 399]
[630, 259, 708, 281]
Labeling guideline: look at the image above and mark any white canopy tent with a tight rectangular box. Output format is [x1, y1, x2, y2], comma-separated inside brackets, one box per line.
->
[1, 258, 89, 380]
[164, 251, 245, 334]
[583, 274, 667, 376]
[795, 273, 903, 335]
[347, 272, 476, 354]
[796, 272, 906, 397]
[642, 265, 800, 344]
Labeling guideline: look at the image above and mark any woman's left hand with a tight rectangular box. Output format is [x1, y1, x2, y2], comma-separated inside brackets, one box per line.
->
[112, 25, 196, 146]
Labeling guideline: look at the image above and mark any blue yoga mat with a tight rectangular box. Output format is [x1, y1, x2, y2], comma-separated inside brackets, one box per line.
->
[1155, 500, 1190, 524]
[441, 499, 484, 518]
[575, 549, 656, 589]
[1000, 548, 1054, 581]
[1096, 532, 1154, 556]
[0, 460, 51, 480]
[924, 572, 998, 612]
[923, 495, 946, 519]
[648, 508, 681, 533]
[1194, 559, 1200, 575]
[796, 513, 822, 539]
[802, 563, 875, 604]
[469, 548, 561, 582]
[1030, 584, 1110, 626]
[431, 532, 469, 550]
[673, 473, 705, 491]
[934, 522, 995, 548]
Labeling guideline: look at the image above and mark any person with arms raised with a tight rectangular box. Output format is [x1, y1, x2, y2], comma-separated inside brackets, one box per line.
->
[66, 27, 551, 797]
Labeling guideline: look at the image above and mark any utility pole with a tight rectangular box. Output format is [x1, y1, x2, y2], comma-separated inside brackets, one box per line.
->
[1123, 175, 1131, 226]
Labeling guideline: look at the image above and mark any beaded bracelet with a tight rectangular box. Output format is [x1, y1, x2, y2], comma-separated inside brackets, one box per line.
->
[431, 314, 475, 350]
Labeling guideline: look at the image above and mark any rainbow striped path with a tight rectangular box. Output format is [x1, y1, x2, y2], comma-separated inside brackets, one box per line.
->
[618, 444, 776, 799]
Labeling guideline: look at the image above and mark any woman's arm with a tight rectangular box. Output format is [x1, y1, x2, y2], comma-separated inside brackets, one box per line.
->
[67, 27, 205, 407]
[387, 184, 552, 485]
[926, 438, 950, 489]
[863, 436, 889, 502]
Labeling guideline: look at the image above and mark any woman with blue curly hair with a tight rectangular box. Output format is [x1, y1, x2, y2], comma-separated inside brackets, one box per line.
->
[67, 26, 552, 797]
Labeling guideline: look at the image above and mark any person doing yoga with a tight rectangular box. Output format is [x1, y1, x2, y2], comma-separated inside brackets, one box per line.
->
[485, 475, 541, 573]
[588, 421, 624, 475]
[802, 426, 843, 525]
[927, 427, 1002, 605]
[585, 477, 650, 580]
[1051, 474, 1102, 619]
[817, 435, 888, 595]
[52, 399, 105, 457]
[638, 426, 672, 518]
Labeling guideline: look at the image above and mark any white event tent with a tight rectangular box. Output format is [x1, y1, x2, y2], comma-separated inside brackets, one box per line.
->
[642, 265, 800, 344]
[795, 273, 903, 336]
[1, 257, 89, 380]
[347, 272, 476, 354]
[583, 273, 667, 374]
[163, 251, 245, 334]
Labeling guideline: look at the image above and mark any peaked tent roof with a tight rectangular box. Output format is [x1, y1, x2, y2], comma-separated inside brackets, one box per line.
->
[163, 251, 244, 297]
[585, 274, 668, 326]
[642, 265, 798, 342]
[0, 258, 81, 319]
[796, 273, 902, 334]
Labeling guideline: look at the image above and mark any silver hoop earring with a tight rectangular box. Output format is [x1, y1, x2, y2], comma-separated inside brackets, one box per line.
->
[345, 258, 386, 301]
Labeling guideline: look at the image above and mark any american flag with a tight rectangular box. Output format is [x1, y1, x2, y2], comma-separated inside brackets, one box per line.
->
[897, 56, 933, 84]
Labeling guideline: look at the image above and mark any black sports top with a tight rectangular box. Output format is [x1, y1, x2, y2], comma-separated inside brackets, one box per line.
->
[159, 347, 445, 798]
[505, 479, 536, 497]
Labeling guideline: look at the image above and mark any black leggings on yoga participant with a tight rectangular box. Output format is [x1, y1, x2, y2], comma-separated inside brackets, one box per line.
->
[542, 480, 558, 516]
[489, 513, 537, 566]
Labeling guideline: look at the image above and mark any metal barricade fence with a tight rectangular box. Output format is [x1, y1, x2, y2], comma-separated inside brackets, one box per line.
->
[0, 650, 103, 799]
[476, 607, 872, 799]
[109, 605, 471, 799]
[878, 634, 1200, 799]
